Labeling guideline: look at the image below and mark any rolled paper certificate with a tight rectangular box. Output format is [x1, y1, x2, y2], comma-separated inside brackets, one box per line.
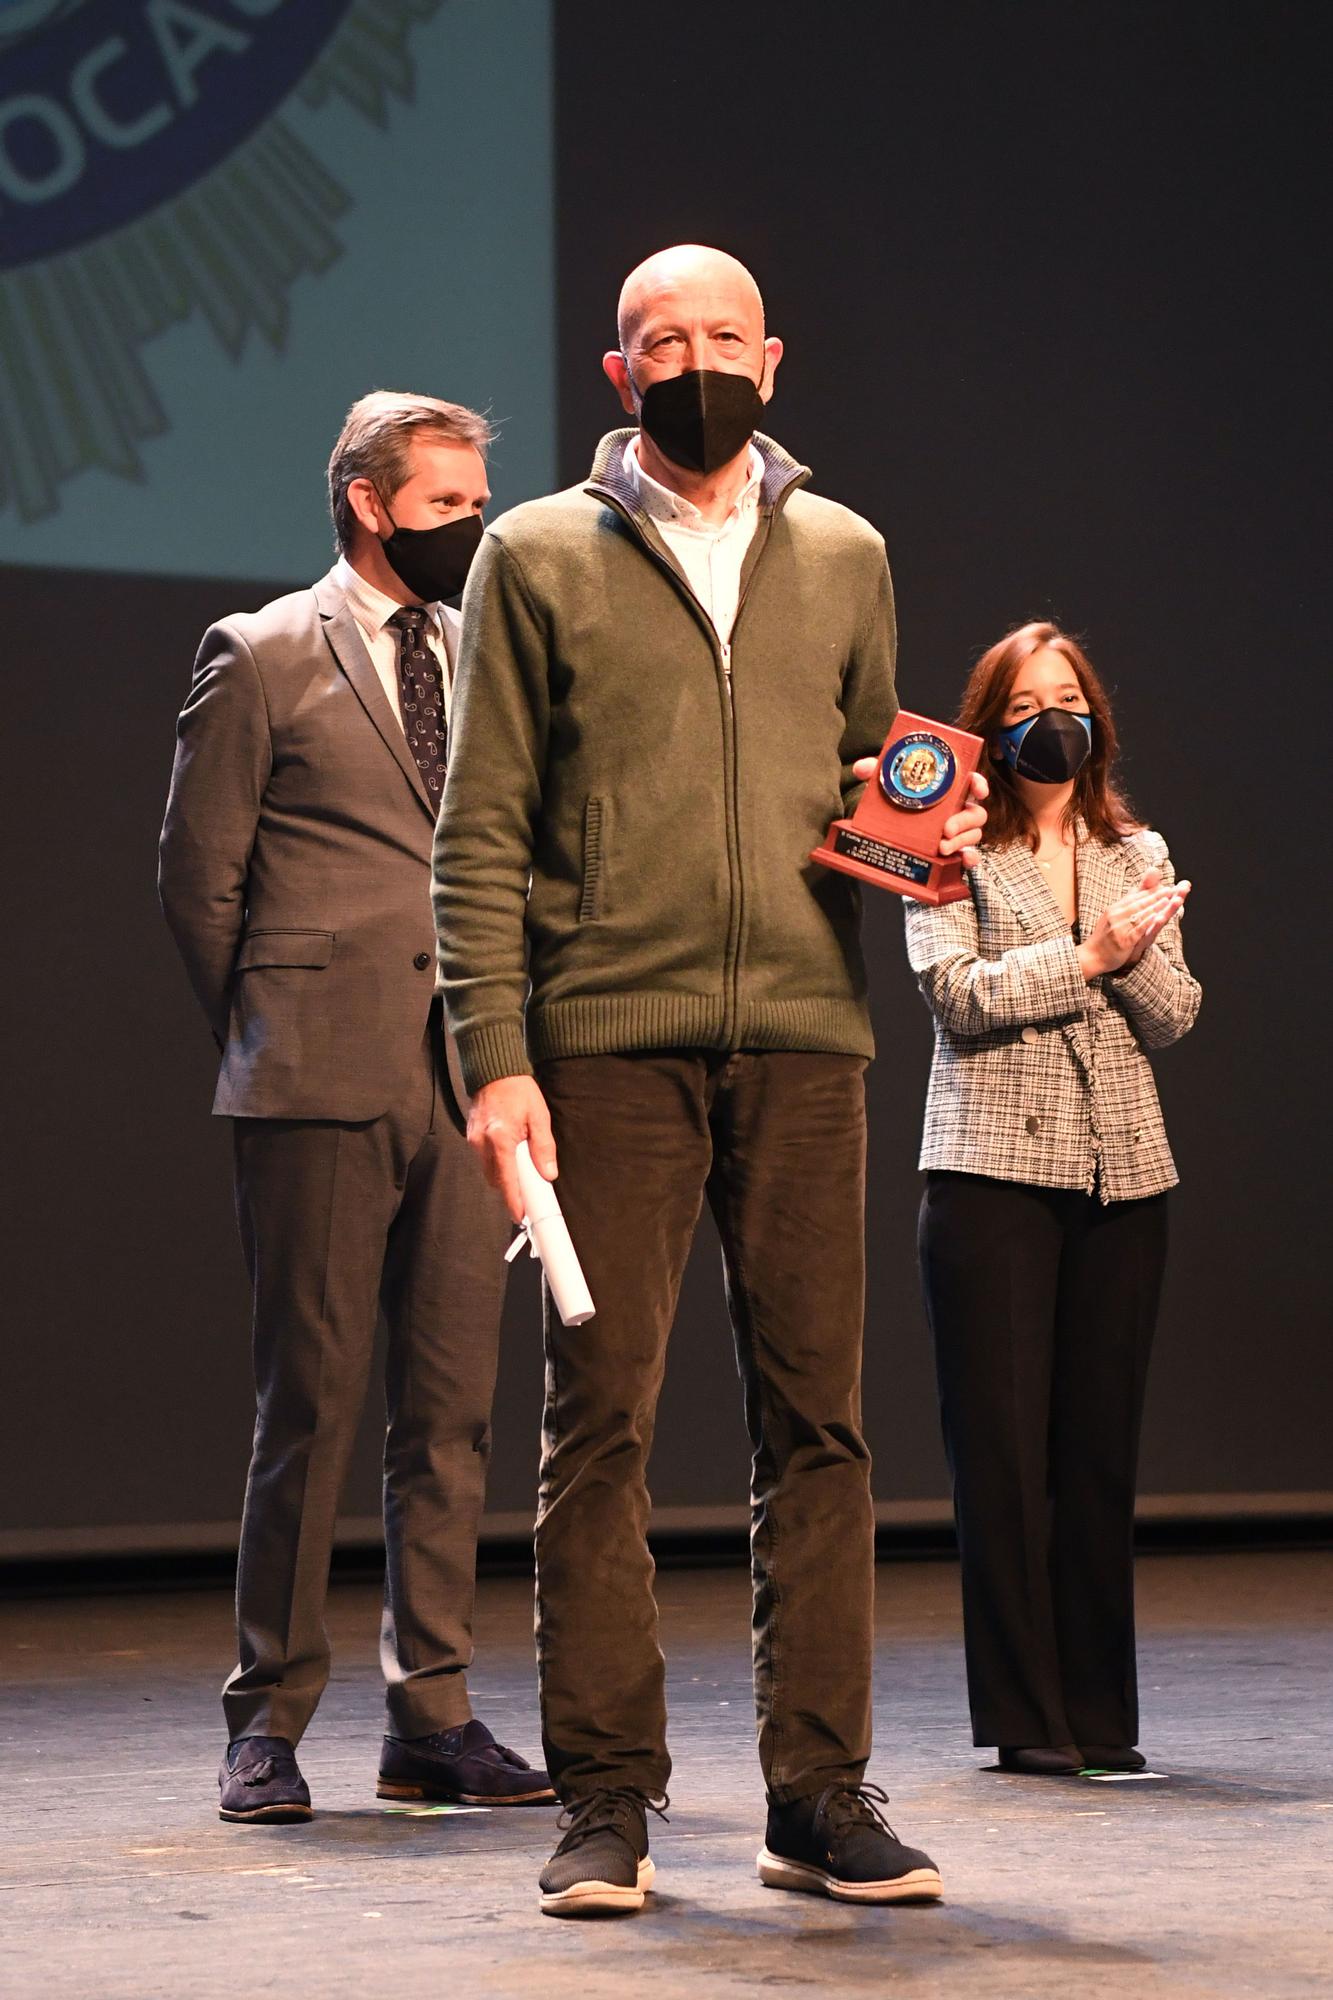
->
[505, 1140, 596, 1326]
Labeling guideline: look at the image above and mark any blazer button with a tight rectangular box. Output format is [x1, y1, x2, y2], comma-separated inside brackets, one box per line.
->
[413, 951, 431, 970]
[1024, 1115, 1041, 1136]
[1020, 1026, 1040, 1045]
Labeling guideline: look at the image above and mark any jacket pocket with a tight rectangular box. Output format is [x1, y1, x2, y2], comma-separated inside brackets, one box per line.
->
[236, 928, 335, 970]
[578, 797, 606, 922]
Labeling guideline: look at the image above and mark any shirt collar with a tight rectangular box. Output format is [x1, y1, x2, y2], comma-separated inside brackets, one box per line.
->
[334, 553, 445, 641]
[622, 437, 764, 531]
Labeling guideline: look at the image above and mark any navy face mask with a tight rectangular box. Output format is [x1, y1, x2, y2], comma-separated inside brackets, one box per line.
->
[630, 364, 765, 475]
[997, 706, 1093, 783]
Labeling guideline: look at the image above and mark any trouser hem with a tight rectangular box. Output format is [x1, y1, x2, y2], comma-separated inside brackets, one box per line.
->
[384, 1682, 474, 1739]
[765, 1765, 870, 1808]
[557, 1769, 671, 1806]
[222, 1696, 320, 1749]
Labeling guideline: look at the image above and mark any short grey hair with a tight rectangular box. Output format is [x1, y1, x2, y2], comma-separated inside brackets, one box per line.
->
[327, 391, 493, 553]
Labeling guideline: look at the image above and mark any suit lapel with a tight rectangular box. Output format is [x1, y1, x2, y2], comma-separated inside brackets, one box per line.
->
[987, 839, 1093, 1074]
[312, 573, 434, 818]
[1070, 834, 1139, 1072]
[1075, 832, 1131, 934]
[987, 841, 1067, 940]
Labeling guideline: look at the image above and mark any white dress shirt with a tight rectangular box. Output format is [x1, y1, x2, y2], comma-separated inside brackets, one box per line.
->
[623, 439, 763, 661]
[333, 553, 458, 728]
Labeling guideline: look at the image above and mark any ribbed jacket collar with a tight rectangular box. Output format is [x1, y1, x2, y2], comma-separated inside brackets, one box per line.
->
[585, 427, 811, 518]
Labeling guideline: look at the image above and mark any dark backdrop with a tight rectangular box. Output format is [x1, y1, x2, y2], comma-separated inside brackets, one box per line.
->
[551, 0, 1330, 1509]
[2, 0, 1327, 1560]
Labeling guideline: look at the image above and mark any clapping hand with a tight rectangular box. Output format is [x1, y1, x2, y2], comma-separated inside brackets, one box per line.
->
[1077, 868, 1191, 980]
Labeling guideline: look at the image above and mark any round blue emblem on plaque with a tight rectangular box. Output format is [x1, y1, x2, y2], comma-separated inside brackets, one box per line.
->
[879, 732, 957, 811]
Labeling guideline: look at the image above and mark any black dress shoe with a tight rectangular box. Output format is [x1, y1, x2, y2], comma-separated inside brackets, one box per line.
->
[377, 1719, 556, 1805]
[1079, 1745, 1148, 1772]
[218, 1736, 312, 1823]
[996, 1744, 1084, 1775]
[759, 1785, 943, 1903]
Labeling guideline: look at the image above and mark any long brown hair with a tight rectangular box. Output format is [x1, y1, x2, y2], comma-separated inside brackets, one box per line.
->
[956, 621, 1140, 849]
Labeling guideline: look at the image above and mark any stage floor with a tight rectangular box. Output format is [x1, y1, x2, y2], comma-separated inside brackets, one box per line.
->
[3, 1550, 1330, 1998]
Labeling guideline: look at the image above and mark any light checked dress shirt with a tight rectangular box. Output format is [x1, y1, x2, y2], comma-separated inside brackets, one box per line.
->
[623, 439, 763, 665]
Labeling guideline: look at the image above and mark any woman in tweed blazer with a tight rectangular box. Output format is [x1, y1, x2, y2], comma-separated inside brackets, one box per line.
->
[905, 622, 1201, 1778]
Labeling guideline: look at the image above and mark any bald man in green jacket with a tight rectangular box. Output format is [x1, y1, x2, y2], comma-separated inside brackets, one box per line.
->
[433, 245, 986, 1918]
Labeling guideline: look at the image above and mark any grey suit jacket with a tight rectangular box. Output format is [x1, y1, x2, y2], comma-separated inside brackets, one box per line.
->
[159, 568, 466, 1121]
[903, 828, 1201, 1201]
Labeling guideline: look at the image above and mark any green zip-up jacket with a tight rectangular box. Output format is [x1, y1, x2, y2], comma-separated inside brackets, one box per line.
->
[432, 428, 899, 1095]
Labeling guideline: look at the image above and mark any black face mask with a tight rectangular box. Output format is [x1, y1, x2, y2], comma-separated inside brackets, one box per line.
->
[997, 706, 1094, 783]
[633, 366, 765, 475]
[378, 504, 483, 602]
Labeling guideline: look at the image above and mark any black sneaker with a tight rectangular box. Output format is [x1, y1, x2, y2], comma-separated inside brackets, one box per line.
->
[218, 1736, 312, 1824]
[377, 1719, 556, 1805]
[758, 1784, 942, 1904]
[538, 1788, 664, 1918]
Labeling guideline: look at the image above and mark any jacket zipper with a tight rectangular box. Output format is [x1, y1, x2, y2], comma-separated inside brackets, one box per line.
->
[586, 471, 805, 1050]
[715, 519, 784, 1044]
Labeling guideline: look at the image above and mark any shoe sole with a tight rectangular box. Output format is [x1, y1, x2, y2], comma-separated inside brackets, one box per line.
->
[994, 1764, 1084, 1778]
[757, 1848, 942, 1904]
[540, 1857, 655, 1918]
[218, 1804, 313, 1824]
[376, 1781, 557, 1807]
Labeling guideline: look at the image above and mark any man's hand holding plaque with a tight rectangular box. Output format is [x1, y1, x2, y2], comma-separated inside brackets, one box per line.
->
[813, 712, 989, 904]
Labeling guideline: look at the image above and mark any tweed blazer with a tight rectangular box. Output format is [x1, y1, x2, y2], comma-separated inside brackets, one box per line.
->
[903, 827, 1201, 1202]
[159, 568, 468, 1122]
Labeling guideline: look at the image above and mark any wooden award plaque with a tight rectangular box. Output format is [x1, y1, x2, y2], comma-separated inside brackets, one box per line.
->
[811, 710, 984, 905]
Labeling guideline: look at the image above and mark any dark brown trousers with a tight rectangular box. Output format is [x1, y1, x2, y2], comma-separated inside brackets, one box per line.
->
[223, 1012, 510, 1745]
[533, 1050, 875, 1805]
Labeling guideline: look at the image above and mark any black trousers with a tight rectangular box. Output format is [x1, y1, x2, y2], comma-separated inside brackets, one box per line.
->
[533, 1051, 875, 1805]
[224, 1009, 510, 1745]
[918, 1172, 1168, 1750]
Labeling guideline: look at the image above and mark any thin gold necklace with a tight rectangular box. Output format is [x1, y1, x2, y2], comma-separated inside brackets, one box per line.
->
[1035, 827, 1074, 871]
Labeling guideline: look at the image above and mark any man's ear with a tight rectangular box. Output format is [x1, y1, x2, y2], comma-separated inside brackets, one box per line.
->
[758, 336, 784, 402]
[346, 476, 387, 539]
[603, 351, 638, 416]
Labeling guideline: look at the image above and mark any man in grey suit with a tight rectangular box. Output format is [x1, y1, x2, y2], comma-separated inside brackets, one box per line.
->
[159, 392, 553, 1823]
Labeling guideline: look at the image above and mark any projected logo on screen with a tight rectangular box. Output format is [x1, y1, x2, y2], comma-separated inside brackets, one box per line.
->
[0, 0, 442, 522]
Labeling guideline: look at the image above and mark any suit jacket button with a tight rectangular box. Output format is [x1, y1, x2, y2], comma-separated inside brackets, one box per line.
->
[1021, 1026, 1040, 1044]
[1024, 1115, 1040, 1135]
[413, 951, 431, 970]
